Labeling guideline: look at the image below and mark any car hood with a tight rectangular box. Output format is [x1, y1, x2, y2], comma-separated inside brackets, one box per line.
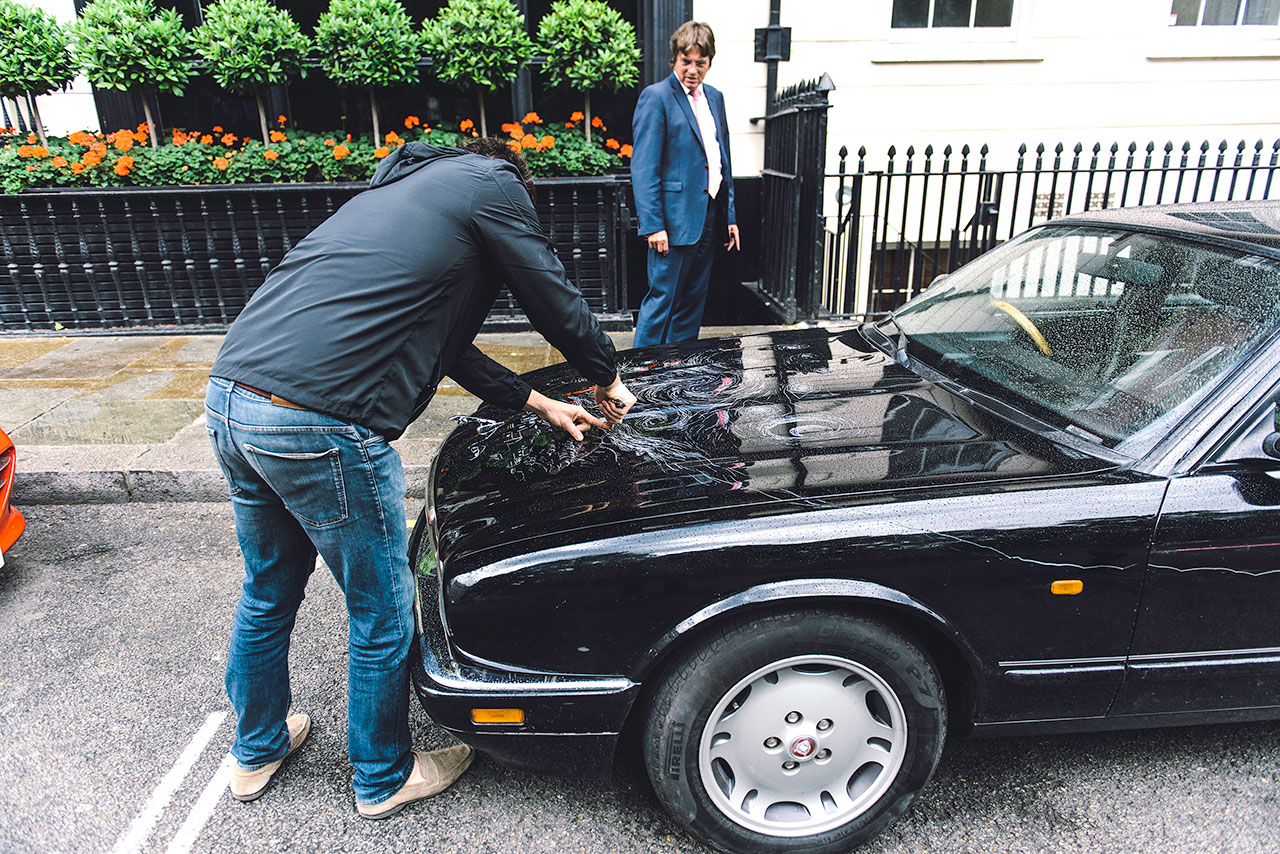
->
[430, 326, 1112, 576]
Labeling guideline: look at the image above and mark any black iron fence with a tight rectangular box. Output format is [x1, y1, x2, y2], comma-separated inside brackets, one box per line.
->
[0, 175, 632, 333]
[821, 138, 1280, 318]
[755, 73, 833, 323]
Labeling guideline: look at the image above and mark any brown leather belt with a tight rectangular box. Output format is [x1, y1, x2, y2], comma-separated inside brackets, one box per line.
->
[233, 382, 309, 411]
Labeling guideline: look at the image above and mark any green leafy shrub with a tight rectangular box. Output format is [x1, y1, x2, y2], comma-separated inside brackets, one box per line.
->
[194, 0, 310, 145]
[73, 0, 193, 148]
[314, 0, 421, 144]
[536, 0, 639, 141]
[0, 113, 629, 193]
[422, 0, 534, 137]
[0, 0, 76, 147]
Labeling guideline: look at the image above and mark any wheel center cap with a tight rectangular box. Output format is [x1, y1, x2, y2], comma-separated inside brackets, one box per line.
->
[789, 736, 816, 760]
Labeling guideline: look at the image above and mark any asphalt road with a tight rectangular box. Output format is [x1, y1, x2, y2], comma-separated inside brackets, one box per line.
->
[0, 503, 1276, 854]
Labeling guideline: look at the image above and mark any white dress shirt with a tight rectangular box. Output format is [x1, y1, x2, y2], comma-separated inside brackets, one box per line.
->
[685, 84, 723, 199]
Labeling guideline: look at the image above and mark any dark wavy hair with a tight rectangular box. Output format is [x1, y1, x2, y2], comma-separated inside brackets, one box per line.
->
[462, 136, 536, 202]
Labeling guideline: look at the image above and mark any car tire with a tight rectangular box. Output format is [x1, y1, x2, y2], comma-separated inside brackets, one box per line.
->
[643, 609, 946, 854]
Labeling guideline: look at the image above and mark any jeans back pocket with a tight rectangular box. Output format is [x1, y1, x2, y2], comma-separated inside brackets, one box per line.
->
[243, 442, 349, 528]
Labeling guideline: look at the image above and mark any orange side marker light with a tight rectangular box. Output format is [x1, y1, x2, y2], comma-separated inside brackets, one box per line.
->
[471, 708, 526, 724]
[1051, 580, 1084, 595]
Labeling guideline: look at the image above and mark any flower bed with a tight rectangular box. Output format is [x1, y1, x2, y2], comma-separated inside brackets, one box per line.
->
[0, 112, 632, 194]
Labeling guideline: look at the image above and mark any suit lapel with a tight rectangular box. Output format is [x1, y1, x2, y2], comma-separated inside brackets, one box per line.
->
[668, 73, 705, 148]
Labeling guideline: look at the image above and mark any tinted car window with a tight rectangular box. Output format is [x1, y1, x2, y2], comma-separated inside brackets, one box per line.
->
[895, 225, 1280, 449]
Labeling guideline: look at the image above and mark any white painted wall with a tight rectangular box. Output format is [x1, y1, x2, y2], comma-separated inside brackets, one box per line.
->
[693, 0, 1280, 173]
[23, 0, 98, 133]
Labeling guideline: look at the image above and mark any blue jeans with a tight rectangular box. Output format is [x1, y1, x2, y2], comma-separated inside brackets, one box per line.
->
[205, 376, 414, 805]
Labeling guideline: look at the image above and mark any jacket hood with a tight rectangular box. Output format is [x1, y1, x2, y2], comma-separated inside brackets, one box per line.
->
[369, 142, 467, 188]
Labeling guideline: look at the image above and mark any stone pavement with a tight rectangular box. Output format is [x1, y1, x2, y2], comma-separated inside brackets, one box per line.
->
[0, 326, 781, 504]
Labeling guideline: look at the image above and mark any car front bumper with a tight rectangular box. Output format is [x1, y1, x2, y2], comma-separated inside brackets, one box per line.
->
[409, 594, 641, 779]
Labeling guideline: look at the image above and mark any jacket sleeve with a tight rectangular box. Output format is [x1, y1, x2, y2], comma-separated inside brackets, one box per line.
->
[469, 165, 619, 390]
[631, 85, 667, 237]
[447, 344, 532, 411]
[715, 88, 736, 227]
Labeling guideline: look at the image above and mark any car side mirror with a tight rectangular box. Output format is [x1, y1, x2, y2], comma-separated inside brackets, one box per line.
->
[1263, 405, 1280, 459]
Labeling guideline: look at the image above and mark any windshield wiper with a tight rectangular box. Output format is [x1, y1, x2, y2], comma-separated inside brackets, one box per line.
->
[859, 313, 910, 366]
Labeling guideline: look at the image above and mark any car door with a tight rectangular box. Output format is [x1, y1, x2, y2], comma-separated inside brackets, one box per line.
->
[1112, 388, 1280, 718]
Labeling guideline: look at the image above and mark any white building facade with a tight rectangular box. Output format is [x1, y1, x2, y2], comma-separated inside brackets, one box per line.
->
[695, 0, 1280, 173]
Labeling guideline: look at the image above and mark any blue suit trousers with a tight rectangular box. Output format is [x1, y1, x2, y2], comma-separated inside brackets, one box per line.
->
[633, 199, 716, 348]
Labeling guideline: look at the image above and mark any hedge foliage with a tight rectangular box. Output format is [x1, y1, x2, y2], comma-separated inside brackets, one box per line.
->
[0, 112, 632, 193]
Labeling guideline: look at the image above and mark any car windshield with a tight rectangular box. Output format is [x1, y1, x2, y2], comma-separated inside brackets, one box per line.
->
[893, 224, 1280, 452]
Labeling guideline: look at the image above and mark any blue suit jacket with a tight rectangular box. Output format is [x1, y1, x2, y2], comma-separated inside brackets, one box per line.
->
[631, 73, 736, 246]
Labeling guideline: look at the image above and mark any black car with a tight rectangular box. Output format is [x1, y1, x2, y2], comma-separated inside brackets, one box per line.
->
[409, 200, 1280, 853]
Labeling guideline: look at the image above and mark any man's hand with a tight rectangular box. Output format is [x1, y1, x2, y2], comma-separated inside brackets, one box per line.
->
[647, 229, 670, 256]
[524, 389, 610, 441]
[725, 223, 740, 251]
[595, 374, 636, 424]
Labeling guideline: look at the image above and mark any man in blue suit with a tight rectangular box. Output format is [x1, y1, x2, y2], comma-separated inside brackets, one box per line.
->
[631, 21, 739, 347]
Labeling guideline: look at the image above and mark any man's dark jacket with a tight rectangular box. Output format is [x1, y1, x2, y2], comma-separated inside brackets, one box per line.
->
[211, 144, 618, 440]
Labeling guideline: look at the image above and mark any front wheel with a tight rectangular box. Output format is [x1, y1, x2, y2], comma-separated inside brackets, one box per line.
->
[643, 610, 946, 853]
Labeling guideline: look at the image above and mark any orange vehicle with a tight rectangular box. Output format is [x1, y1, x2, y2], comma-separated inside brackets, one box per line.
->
[0, 428, 24, 567]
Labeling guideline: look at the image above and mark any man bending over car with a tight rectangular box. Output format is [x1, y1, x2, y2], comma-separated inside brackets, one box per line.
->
[204, 137, 636, 818]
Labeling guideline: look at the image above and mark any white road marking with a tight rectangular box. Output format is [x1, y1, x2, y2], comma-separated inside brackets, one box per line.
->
[110, 711, 227, 854]
[165, 752, 236, 854]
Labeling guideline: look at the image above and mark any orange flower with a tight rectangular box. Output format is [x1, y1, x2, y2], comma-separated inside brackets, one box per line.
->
[213, 156, 229, 170]
[298, 138, 308, 146]
[18, 144, 49, 158]
[199, 134, 213, 145]
[25, 164, 34, 171]
[565, 122, 574, 128]
[540, 135, 554, 149]
[384, 131, 400, 144]
[374, 146, 390, 158]
[133, 124, 148, 143]
[345, 133, 351, 142]
[620, 144, 633, 157]
[212, 125, 224, 133]
[324, 137, 336, 146]
[114, 154, 134, 176]
[26, 133, 36, 144]
[591, 116, 604, 129]
[269, 130, 286, 143]
[459, 119, 474, 132]
[605, 138, 620, 150]
[404, 115, 420, 129]
[172, 129, 190, 146]
[569, 111, 584, 122]
[90, 142, 107, 156]
[332, 143, 349, 160]
[81, 151, 102, 167]
[507, 126, 523, 140]
[51, 156, 67, 167]
[264, 149, 279, 161]
[520, 133, 537, 149]
[501, 122, 521, 135]
[522, 111, 542, 125]
[113, 134, 133, 152]
[277, 114, 288, 127]
[68, 131, 95, 146]
[221, 132, 237, 146]
[71, 162, 85, 174]
[507, 139, 521, 152]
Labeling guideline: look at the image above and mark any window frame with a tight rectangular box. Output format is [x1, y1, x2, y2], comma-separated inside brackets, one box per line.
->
[887, 0, 1027, 46]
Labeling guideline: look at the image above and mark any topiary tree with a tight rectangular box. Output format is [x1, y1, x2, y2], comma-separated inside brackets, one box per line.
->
[422, 0, 534, 138]
[537, 0, 638, 142]
[74, 0, 193, 148]
[0, 0, 76, 147]
[314, 0, 421, 146]
[194, 0, 309, 146]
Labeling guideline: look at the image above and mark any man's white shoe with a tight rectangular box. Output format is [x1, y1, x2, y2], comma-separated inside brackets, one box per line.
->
[356, 744, 474, 819]
[229, 713, 311, 802]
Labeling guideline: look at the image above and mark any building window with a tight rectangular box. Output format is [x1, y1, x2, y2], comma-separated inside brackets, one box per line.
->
[1168, 0, 1280, 26]
[891, 0, 1015, 29]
